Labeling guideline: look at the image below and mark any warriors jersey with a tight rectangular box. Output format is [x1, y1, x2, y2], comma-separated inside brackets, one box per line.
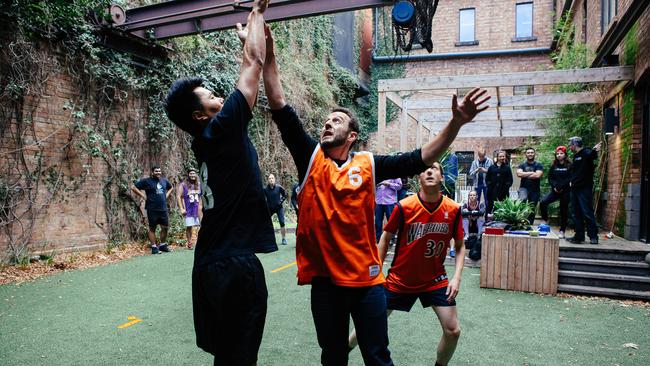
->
[296, 145, 383, 287]
[384, 194, 463, 293]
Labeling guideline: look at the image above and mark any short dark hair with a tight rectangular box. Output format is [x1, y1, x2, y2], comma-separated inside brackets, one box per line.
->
[331, 107, 360, 134]
[525, 147, 535, 153]
[434, 161, 444, 177]
[164, 77, 205, 136]
[187, 168, 197, 174]
[151, 165, 161, 172]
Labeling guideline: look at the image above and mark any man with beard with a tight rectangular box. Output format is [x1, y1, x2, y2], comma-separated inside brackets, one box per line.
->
[131, 165, 173, 254]
[566, 137, 602, 244]
[177, 168, 203, 250]
[348, 162, 465, 366]
[260, 26, 490, 365]
[162, 1, 277, 364]
[516, 147, 544, 225]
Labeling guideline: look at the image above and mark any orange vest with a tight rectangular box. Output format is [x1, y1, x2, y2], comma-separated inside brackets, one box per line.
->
[296, 145, 384, 287]
[385, 194, 462, 293]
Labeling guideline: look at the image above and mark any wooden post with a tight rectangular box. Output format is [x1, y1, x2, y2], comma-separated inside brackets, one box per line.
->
[400, 104, 408, 151]
[378, 92, 386, 154]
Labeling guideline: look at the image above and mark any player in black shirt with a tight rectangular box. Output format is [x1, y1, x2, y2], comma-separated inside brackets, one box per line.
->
[540, 146, 571, 238]
[163, 1, 275, 364]
[261, 26, 491, 366]
[131, 166, 173, 254]
[263, 173, 288, 245]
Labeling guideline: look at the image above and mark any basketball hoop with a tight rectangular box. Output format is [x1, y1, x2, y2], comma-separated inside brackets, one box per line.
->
[391, 0, 438, 53]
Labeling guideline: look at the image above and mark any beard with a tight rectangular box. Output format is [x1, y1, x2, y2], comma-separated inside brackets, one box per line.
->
[321, 133, 347, 149]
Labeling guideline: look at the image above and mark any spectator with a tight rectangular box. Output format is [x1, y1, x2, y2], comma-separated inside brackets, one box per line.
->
[375, 178, 402, 242]
[176, 168, 203, 250]
[291, 182, 299, 215]
[540, 146, 571, 238]
[566, 137, 602, 245]
[443, 152, 459, 200]
[486, 151, 513, 218]
[469, 148, 493, 204]
[461, 190, 485, 239]
[131, 165, 173, 254]
[263, 173, 288, 245]
[516, 147, 544, 225]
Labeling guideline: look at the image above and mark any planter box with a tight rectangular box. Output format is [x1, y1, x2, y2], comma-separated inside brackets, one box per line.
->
[480, 233, 559, 294]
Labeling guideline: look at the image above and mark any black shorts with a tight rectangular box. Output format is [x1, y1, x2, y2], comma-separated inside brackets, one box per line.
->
[146, 210, 169, 229]
[192, 254, 268, 365]
[271, 206, 285, 227]
[385, 286, 456, 312]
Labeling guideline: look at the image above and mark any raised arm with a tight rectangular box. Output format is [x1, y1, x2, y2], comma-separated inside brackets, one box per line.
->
[262, 24, 286, 110]
[421, 88, 490, 166]
[236, 0, 269, 109]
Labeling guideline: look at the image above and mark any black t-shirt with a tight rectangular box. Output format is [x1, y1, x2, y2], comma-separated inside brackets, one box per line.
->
[569, 148, 597, 188]
[263, 184, 286, 212]
[548, 163, 571, 191]
[518, 161, 543, 193]
[270, 105, 429, 183]
[135, 177, 172, 211]
[191, 89, 277, 267]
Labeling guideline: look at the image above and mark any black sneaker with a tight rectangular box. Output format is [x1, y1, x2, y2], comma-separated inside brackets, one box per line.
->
[151, 245, 160, 254]
[159, 243, 171, 252]
[589, 238, 599, 245]
[566, 236, 584, 244]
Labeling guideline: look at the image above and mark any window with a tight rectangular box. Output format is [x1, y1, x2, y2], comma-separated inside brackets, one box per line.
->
[515, 2, 533, 39]
[513, 85, 534, 110]
[459, 8, 476, 43]
[601, 0, 618, 34]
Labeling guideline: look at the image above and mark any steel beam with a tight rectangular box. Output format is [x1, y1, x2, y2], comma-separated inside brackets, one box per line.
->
[120, 0, 393, 40]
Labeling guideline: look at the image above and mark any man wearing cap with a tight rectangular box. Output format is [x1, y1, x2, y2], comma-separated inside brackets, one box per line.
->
[566, 137, 602, 244]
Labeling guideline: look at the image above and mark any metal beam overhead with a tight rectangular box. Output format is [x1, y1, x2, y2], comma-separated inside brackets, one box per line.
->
[120, 0, 392, 40]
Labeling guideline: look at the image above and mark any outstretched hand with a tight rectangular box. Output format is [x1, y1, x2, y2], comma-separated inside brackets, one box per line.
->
[451, 87, 491, 126]
[236, 23, 247, 45]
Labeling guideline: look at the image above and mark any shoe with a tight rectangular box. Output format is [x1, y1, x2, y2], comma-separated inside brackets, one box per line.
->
[281, 238, 287, 245]
[158, 243, 171, 252]
[558, 231, 565, 239]
[589, 238, 599, 245]
[566, 236, 584, 244]
[450, 248, 455, 258]
[151, 245, 160, 254]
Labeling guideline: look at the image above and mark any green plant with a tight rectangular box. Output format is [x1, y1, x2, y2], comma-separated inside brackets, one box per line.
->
[492, 198, 534, 231]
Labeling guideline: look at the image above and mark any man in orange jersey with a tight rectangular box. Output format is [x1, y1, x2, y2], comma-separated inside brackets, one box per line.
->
[261, 27, 489, 365]
[348, 162, 465, 366]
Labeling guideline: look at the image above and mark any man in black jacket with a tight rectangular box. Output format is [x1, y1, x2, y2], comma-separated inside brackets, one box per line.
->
[566, 137, 602, 244]
[264, 173, 288, 245]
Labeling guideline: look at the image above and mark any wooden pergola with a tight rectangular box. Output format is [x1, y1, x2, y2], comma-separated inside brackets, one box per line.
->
[376, 66, 635, 153]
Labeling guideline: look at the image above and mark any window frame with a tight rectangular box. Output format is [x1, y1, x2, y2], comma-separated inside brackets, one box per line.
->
[514, 2, 535, 41]
[601, 0, 618, 35]
[457, 7, 477, 45]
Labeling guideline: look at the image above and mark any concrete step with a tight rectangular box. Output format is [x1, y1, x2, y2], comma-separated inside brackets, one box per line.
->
[558, 284, 650, 300]
[559, 247, 649, 262]
[558, 257, 650, 276]
[558, 270, 650, 291]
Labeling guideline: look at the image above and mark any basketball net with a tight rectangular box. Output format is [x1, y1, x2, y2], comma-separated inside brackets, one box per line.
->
[393, 0, 438, 53]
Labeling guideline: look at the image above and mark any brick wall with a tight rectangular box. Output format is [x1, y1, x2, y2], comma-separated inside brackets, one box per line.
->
[0, 48, 184, 256]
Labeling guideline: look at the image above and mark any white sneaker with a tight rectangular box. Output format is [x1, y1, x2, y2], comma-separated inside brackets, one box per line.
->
[558, 231, 565, 239]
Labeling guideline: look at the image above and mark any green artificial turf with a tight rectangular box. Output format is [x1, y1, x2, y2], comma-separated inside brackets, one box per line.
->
[1, 233, 648, 365]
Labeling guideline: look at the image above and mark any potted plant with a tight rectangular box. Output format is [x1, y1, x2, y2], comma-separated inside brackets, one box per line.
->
[491, 198, 534, 231]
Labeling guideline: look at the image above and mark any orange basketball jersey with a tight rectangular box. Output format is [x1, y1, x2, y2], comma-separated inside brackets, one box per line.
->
[384, 194, 463, 293]
[296, 145, 384, 287]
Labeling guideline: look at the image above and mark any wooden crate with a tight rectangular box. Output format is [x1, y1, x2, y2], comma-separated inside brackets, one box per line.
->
[480, 234, 559, 294]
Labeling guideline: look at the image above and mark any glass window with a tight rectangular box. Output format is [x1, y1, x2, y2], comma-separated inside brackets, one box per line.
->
[516, 2, 533, 38]
[459, 8, 475, 43]
[601, 0, 618, 34]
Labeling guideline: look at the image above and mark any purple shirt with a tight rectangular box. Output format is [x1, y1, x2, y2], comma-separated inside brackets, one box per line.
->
[181, 182, 202, 218]
[375, 178, 402, 205]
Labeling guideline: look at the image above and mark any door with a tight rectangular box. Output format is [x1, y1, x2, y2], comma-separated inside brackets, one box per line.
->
[640, 81, 649, 242]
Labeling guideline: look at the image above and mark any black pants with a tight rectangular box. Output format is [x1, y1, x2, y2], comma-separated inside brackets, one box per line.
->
[571, 185, 598, 240]
[540, 190, 569, 232]
[311, 278, 393, 366]
[518, 188, 540, 225]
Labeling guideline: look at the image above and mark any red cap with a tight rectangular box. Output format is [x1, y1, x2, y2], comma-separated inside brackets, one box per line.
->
[555, 146, 567, 154]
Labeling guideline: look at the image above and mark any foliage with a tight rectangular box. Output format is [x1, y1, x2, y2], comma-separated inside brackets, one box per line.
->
[623, 22, 639, 66]
[493, 198, 534, 231]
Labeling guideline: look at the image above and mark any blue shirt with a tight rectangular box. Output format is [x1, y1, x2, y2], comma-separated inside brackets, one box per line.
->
[135, 177, 171, 211]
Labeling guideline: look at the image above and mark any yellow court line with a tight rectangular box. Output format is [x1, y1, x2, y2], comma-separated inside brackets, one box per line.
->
[271, 261, 297, 273]
[117, 316, 142, 329]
